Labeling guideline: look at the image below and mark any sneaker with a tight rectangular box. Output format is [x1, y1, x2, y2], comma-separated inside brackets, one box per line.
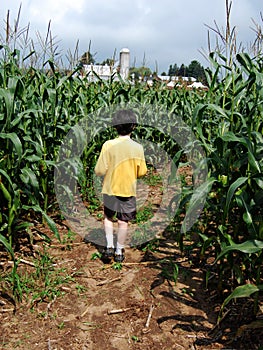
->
[101, 247, 115, 262]
[114, 249, 125, 263]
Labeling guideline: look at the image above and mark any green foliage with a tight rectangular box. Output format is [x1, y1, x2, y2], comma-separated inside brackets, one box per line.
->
[141, 238, 160, 252]
[160, 259, 179, 285]
[135, 204, 154, 224]
[0, 27, 262, 318]
[219, 284, 263, 321]
[131, 335, 140, 342]
[90, 252, 102, 260]
[129, 66, 152, 80]
[142, 166, 162, 186]
[1, 247, 74, 303]
[167, 60, 207, 83]
[111, 262, 123, 270]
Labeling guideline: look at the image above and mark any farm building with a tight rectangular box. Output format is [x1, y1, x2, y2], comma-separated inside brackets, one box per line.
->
[83, 48, 130, 81]
[82, 48, 207, 89]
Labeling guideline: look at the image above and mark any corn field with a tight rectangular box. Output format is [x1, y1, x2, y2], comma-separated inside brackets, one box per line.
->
[0, 13, 263, 323]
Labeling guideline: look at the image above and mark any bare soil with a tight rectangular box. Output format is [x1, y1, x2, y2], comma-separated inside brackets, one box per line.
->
[1, 223, 262, 350]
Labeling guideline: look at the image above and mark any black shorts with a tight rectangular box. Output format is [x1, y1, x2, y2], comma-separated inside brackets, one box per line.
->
[103, 194, 136, 222]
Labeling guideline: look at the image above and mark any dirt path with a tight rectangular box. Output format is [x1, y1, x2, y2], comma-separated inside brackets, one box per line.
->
[1, 226, 230, 350]
[1, 170, 262, 349]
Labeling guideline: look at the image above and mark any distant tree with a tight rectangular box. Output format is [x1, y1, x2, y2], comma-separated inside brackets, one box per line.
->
[166, 60, 207, 83]
[79, 51, 96, 65]
[100, 58, 115, 66]
[168, 63, 178, 76]
[187, 60, 206, 82]
[79, 40, 96, 66]
[178, 64, 187, 76]
[129, 66, 152, 80]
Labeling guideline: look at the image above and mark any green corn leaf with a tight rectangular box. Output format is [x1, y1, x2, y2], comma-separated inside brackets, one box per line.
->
[206, 103, 229, 119]
[0, 88, 14, 127]
[54, 184, 75, 213]
[254, 176, 263, 189]
[40, 209, 60, 243]
[248, 149, 261, 173]
[20, 167, 39, 191]
[87, 69, 102, 82]
[220, 131, 241, 143]
[223, 177, 248, 220]
[243, 210, 253, 225]
[0, 233, 15, 260]
[24, 155, 42, 162]
[219, 283, 263, 320]
[46, 88, 57, 115]
[181, 177, 216, 233]
[243, 136, 262, 173]
[57, 75, 71, 89]
[238, 194, 257, 235]
[220, 131, 250, 147]
[199, 233, 218, 257]
[23, 205, 60, 242]
[0, 178, 12, 207]
[208, 52, 221, 72]
[236, 53, 254, 73]
[48, 60, 55, 74]
[22, 50, 35, 61]
[10, 113, 24, 128]
[0, 169, 14, 190]
[215, 239, 263, 262]
[23, 135, 44, 156]
[0, 132, 23, 161]
[239, 195, 252, 225]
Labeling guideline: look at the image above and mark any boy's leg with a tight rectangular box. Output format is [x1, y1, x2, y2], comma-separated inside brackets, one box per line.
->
[116, 219, 128, 255]
[103, 194, 116, 251]
[101, 216, 115, 261]
[104, 216, 114, 248]
[115, 196, 136, 260]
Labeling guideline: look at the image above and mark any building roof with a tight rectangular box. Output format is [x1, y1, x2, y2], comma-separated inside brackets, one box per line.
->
[120, 48, 130, 53]
[188, 81, 208, 89]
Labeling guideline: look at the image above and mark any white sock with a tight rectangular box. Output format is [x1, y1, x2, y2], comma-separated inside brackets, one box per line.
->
[116, 242, 124, 255]
[106, 233, 114, 248]
[104, 218, 114, 248]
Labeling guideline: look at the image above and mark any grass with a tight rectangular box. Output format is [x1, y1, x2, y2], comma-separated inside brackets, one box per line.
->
[111, 262, 123, 270]
[135, 203, 154, 223]
[0, 245, 75, 305]
[143, 166, 163, 187]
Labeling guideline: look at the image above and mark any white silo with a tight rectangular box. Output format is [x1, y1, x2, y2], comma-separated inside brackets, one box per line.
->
[119, 48, 130, 80]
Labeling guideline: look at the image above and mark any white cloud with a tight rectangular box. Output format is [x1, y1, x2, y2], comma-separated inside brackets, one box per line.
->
[0, 0, 262, 73]
[29, 0, 85, 23]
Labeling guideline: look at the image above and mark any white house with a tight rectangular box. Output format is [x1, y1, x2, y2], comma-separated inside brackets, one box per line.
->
[158, 75, 197, 83]
[83, 48, 130, 81]
[188, 81, 208, 89]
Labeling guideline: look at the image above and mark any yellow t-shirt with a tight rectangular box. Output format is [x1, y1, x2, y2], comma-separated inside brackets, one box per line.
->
[94, 136, 147, 197]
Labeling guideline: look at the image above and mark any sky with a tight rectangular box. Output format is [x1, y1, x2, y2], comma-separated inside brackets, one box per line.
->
[0, 0, 262, 73]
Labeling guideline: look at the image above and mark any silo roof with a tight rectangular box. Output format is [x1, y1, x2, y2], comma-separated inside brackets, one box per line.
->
[120, 48, 130, 53]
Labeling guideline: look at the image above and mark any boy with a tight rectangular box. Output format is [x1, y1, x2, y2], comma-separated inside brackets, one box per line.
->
[94, 109, 147, 262]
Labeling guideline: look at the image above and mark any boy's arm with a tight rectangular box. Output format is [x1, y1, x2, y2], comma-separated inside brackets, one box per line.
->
[137, 150, 147, 178]
[94, 145, 108, 176]
[137, 160, 147, 178]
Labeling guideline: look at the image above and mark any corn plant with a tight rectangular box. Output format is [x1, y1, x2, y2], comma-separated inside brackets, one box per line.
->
[0, 5, 262, 323]
[190, 50, 263, 316]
